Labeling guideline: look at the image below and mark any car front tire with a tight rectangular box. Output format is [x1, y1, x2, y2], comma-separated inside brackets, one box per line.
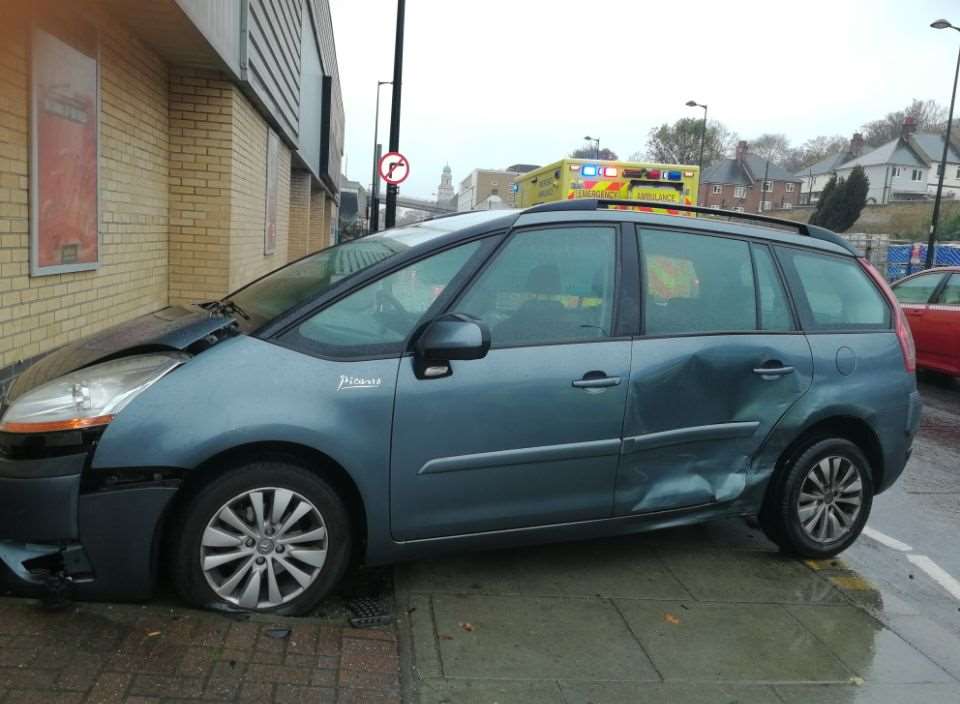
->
[171, 460, 352, 615]
[760, 438, 874, 559]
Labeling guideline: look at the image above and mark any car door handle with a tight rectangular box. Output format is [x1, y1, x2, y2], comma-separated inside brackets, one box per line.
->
[572, 373, 621, 389]
[752, 364, 795, 378]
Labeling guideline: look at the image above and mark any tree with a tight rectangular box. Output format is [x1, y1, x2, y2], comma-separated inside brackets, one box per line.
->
[570, 144, 619, 160]
[809, 175, 839, 227]
[749, 133, 791, 165]
[809, 166, 869, 232]
[637, 118, 737, 166]
[787, 135, 849, 173]
[861, 99, 947, 147]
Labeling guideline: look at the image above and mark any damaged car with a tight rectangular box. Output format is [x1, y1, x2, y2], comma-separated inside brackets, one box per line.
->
[0, 202, 921, 614]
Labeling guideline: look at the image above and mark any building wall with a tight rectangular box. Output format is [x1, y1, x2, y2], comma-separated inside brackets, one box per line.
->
[930, 163, 960, 197]
[700, 180, 801, 212]
[229, 93, 291, 290]
[309, 188, 328, 252]
[0, 8, 169, 370]
[288, 169, 312, 261]
[458, 169, 518, 210]
[168, 68, 233, 303]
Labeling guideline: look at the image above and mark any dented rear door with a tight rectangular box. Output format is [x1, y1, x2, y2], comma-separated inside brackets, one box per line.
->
[614, 229, 813, 515]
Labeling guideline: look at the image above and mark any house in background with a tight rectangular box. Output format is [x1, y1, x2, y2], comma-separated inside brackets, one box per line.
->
[834, 118, 930, 204]
[457, 167, 522, 211]
[912, 133, 960, 199]
[794, 134, 865, 204]
[699, 141, 802, 213]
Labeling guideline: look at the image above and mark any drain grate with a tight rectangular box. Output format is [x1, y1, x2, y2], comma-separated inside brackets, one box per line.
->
[347, 596, 393, 628]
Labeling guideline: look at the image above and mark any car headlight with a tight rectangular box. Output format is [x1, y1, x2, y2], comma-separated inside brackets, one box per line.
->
[0, 353, 189, 434]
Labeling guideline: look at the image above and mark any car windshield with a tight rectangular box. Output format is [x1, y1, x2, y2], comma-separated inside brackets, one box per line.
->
[223, 210, 513, 328]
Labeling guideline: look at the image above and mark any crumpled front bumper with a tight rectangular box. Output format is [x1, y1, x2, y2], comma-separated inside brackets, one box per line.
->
[0, 447, 178, 601]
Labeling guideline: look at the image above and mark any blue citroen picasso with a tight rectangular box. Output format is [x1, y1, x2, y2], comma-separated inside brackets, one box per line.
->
[0, 201, 921, 614]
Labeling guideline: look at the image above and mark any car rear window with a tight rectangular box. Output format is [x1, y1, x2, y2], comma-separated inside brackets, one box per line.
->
[776, 247, 891, 331]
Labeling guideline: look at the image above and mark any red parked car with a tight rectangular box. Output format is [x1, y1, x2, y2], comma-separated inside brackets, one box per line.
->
[892, 266, 960, 376]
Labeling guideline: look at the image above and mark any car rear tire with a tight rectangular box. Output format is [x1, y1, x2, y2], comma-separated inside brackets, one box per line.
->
[171, 460, 352, 615]
[759, 438, 874, 559]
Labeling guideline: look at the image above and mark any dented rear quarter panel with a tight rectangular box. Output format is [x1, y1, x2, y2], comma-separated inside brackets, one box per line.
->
[746, 330, 915, 504]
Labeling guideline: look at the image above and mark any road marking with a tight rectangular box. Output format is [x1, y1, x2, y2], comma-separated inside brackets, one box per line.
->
[907, 554, 960, 601]
[863, 526, 914, 552]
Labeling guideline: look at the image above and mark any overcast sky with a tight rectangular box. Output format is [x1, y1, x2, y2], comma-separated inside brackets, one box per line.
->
[330, 0, 960, 200]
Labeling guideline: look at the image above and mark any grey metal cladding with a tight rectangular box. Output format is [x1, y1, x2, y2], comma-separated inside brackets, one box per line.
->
[175, 0, 243, 75]
[246, 0, 303, 143]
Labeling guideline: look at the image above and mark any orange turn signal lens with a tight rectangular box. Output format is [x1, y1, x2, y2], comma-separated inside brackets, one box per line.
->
[0, 414, 115, 434]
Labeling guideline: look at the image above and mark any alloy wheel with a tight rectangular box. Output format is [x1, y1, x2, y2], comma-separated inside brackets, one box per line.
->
[200, 487, 328, 609]
[796, 456, 864, 544]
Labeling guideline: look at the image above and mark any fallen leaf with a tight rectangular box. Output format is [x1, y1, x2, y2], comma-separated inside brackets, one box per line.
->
[663, 613, 681, 625]
[146, 631, 161, 637]
[849, 676, 865, 686]
[459, 622, 475, 632]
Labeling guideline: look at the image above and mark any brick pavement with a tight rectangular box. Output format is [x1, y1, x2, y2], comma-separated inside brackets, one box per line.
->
[0, 598, 400, 703]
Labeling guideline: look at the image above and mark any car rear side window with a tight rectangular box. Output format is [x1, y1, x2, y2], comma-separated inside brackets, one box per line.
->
[752, 244, 794, 332]
[640, 229, 756, 335]
[776, 247, 891, 331]
[893, 272, 945, 305]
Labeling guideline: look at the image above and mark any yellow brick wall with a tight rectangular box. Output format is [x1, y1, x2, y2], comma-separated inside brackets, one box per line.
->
[0, 8, 168, 368]
[168, 68, 233, 304]
[288, 169, 312, 262]
[309, 188, 329, 254]
[229, 94, 290, 290]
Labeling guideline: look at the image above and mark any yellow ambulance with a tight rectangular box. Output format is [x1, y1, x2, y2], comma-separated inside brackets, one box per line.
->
[514, 158, 700, 214]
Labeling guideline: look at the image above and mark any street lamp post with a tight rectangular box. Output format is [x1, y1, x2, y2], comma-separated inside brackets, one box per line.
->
[384, 0, 406, 230]
[584, 135, 600, 160]
[686, 100, 708, 173]
[927, 19, 960, 269]
[369, 80, 392, 234]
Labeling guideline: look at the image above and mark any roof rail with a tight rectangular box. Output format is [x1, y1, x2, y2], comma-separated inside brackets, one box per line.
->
[522, 198, 856, 255]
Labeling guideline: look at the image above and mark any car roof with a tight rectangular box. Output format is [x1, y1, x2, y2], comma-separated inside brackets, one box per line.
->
[384, 203, 853, 259]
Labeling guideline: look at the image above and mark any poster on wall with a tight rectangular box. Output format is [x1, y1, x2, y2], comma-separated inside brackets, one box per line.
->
[31, 25, 99, 276]
[264, 129, 280, 255]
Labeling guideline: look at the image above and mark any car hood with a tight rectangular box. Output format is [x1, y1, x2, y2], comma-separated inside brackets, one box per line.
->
[5, 305, 237, 403]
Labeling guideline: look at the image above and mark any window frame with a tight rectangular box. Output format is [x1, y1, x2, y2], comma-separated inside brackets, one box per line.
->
[773, 244, 894, 334]
[785, 183, 795, 193]
[634, 225, 801, 339]
[762, 180, 773, 192]
[734, 186, 746, 199]
[893, 271, 947, 306]
[892, 166, 902, 178]
[272, 234, 504, 361]
[440, 221, 632, 351]
[934, 273, 960, 306]
[712, 184, 723, 194]
[911, 168, 923, 182]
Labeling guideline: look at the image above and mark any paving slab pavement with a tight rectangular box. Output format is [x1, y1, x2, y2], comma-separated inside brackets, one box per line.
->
[396, 519, 960, 704]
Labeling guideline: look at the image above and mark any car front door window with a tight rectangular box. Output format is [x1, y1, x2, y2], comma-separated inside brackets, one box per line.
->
[286, 241, 482, 357]
[453, 226, 618, 347]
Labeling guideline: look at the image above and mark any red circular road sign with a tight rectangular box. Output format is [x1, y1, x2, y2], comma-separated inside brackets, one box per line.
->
[378, 151, 410, 185]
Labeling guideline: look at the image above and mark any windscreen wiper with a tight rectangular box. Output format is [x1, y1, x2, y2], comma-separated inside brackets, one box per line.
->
[204, 299, 251, 321]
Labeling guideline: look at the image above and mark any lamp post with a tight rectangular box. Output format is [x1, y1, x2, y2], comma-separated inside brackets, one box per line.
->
[368, 80, 392, 233]
[584, 135, 600, 160]
[926, 18, 960, 269]
[686, 100, 708, 173]
[384, 0, 406, 230]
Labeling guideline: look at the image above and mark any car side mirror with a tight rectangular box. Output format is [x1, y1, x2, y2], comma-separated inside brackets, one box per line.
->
[414, 314, 490, 378]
